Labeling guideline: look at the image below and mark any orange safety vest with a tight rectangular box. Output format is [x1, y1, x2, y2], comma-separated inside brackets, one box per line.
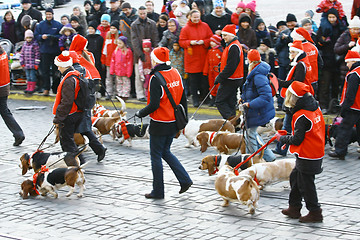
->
[52, 70, 82, 115]
[220, 39, 244, 80]
[280, 59, 314, 98]
[289, 108, 325, 160]
[0, 52, 10, 87]
[149, 68, 184, 122]
[340, 66, 360, 111]
[302, 42, 319, 84]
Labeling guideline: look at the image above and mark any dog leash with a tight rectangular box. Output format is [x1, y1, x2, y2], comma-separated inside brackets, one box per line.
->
[37, 125, 56, 151]
[47, 144, 88, 168]
[190, 84, 216, 120]
[97, 83, 124, 117]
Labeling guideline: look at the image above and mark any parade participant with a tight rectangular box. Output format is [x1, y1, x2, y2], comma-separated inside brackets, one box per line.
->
[214, 24, 243, 120]
[135, 47, 192, 199]
[0, 46, 25, 146]
[329, 51, 360, 160]
[69, 35, 107, 162]
[279, 81, 325, 223]
[53, 51, 85, 163]
[241, 49, 276, 162]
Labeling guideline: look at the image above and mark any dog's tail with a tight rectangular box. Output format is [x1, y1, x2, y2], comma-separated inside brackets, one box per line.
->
[115, 96, 127, 112]
[255, 135, 265, 160]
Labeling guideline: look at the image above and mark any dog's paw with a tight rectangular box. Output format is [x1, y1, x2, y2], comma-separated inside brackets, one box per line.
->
[222, 199, 230, 207]
[77, 193, 83, 198]
[54, 193, 58, 198]
[249, 206, 256, 215]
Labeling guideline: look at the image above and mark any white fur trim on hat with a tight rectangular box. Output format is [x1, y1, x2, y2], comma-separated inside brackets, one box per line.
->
[288, 84, 302, 97]
[150, 51, 171, 65]
[349, 16, 360, 29]
[290, 29, 305, 41]
[345, 58, 360, 62]
[54, 51, 73, 67]
[289, 46, 304, 54]
[221, 30, 235, 37]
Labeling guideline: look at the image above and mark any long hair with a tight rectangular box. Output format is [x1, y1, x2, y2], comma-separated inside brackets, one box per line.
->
[284, 88, 299, 108]
[81, 51, 94, 65]
[106, 29, 119, 39]
[4, 10, 14, 21]
[248, 60, 261, 73]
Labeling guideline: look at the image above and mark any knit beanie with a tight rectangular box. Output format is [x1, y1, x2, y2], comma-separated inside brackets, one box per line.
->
[210, 34, 222, 45]
[259, 38, 271, 48]
[101, 14, 111, 23]
[286, 13, 297, 23]
[110, 20, 119, 30]
[45, 8, 54, 14]
[24, 30, 33, 38]
[20, 15, 32, 27]
[142, 39, 152, 49]
[21, 0, 31, 4]
[305, 10, 314, 18]
[121, 2, 131, 9]
[88, 21, 98, 30]
[245, 1, 256, 12]
[213, 0, 224, 8]
[118, 36, 127, 46]
[70, 16, 80, 23]
[300, 18, 312, 27]
[247, 49, 261, 62]
[276, 20, 286, 28]
[61, 14, 70, 21]
[93, 0, 102, 4]
[237, 2, 246, 9]
[84, 0, 92, 6]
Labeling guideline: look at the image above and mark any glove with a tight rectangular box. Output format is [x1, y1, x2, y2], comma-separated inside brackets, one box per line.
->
[275, 130, 288, 141]
[135, 111, 141, 118]
[140, 53, 146, 62]
[34, 65, 39, 70]
[340, 107, 349, 118]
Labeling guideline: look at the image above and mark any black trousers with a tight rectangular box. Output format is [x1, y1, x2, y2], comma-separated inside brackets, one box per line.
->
[289, 167, 320, 211]
[59, 112, 83, 153]
[335, 109, 360, 156]
[215, 79, 240, 120]
[0, 96, 24, 139]
[188, 72, 209, 100]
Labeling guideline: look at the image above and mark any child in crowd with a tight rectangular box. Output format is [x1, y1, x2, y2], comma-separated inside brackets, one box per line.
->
[257, 38, 276, 74]
[304, 10, 318, 33]
[86, 21, 104, 83]
[72, 5, 88, 30]
[203, 34, 222, 107]
[20, 30, 40, 94]
[254, 17, 272, 47]
[300, 18, 317, 43]
[174, 0, 190, 27]
[231, 2, 245, 26]
[70, 16, 86, 36]
[139, 39, 152, 97]
[110, 36, 133, 100]
[244, 0, 258, 28]
[60, 14, 70, 26]
[1, 10, 17, 44]
[58, 25, 76, 51]
[317, 0, 346, 41]
[169, 40, 187, 95]
[103, 20, 119, 99]
[97, 14, 111, 40]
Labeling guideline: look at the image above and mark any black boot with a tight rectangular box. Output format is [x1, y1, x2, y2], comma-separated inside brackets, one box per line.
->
[192, 95, 199, 107]
[208, 96, 216, 107]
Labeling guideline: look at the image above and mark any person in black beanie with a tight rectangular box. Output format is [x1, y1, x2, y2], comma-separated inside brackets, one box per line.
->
[87, 0, 108, 26]
[86, 21, 104, 81]
[70, 16, 85, 36]
[16, 0, 42, 41]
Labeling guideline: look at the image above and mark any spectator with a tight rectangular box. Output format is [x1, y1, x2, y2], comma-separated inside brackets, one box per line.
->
[179, 9, 212, 107]
[86, 21, 104, 86]
[244, 0, 259, 28]
[316, 0, 346, 20]
[131, 6, 158, 102]
[174, 0, 190, 27]
[34, 8, 62, 96]
[159, 18, 181, 50]
[20, 30, 40, 94]
[20, 15, 38, 34]
[71, 6, 88, 31]
[352, 0, 360, 20]
[60, 14, 70, 26]
[169, 40, 186, 94]
[191, 0, 206, 21]
[97, 14, 111, 40]
[300, 18, 317, 43]
[16, 0, 42, 41]
[70, 16, 86, 36]
[203, 34, 222, 107]
[254, 17, 272, 47]
[110, 36, 133, 100]
[139, 39, 152, 97]
[204, 0, 231, 34]
[106, 0, 121, 22]
[157, 14, 169, 41]
[84, 0, 92, 21]
[58, 25, 76, 51]
[237, 13, 257, 51]
[145, 0, 160, 23]
[241, 49, 276, 162]
[87, 0, 108, 27]
[304, 10, 318, 33]
[1, 11, 17, 44]
[257, 38, 276, 73]
[0, 46, 25, 146]
[231, 2, 245, 26]
[120, 2, 138, 26]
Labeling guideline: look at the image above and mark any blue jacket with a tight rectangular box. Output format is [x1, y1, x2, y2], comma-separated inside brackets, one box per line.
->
[34, 19, 62, 54]
[242, 62, 275, 128]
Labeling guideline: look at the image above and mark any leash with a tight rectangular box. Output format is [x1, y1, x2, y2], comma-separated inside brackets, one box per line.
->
[47, 144, 88, 168]
[37, 125, 56, 151]
[98, 83, 124, 117]
[190, 84, 216, 120]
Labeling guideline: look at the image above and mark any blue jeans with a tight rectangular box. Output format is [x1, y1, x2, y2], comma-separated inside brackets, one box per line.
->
[149, 134, 192, 197]
[0, 96, 24, 140]
[25, 69, 37, 82]
[275, 112, 292, 155]
[245, 127, 276, 162]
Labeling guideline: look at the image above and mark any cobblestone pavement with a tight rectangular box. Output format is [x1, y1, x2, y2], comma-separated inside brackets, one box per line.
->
[0, 96, 360, 240]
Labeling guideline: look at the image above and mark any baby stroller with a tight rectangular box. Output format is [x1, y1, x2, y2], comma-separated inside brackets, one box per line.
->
[9, 41, 27, 89]
[0, 38, 13, 55]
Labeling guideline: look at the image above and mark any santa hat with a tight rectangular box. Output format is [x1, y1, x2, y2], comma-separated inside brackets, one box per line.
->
[288, 81, 310, 97]
[54, 51, 73, 68]
[210, 34, 222, 46]
[289, 40, 304, 53]
[345, 50, 360, 62]
[142, 39, 152, 49]
[151, 47, 171, 65]
[245, 0, 256, 12]
[290, 27, 314, 44]
[68, 51, 80, 64]
[247, 49, 260, 62]
[69, 34, 88, 52]
[222, 24, 236, 37]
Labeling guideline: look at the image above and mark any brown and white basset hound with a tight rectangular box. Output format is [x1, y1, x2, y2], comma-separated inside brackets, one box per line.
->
[111, 121, 150, 146]
[92, 96, 127, 118]
[91, 116, 121, 135]
[196, 131, 246, 154]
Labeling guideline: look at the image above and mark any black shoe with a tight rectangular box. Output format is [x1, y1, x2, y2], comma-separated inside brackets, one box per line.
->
[179, 182, 192, 194]
[145, 193, 164, 199]
[328, 151, 345, 160]
[13, 136, 25, 146]
[105, 95, 112, 100]
[272, 149, 286, 156]
[97, 147, 107, 162]
[138, 97, 147, 102]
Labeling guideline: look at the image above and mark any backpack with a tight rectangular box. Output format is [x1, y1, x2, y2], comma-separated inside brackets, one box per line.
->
[251, 72, 279, 97]
[74, 75, 91, 111]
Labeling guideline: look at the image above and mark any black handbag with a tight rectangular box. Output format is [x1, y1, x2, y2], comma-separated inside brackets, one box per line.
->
[154, 72, 188, 130]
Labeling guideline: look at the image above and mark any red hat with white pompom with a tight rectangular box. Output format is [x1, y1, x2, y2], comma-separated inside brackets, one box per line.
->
[288, 81, 310, 97]
[54, 51, 73, 68]
[345, 50, 360, 62]
[151, 47, 171, 65]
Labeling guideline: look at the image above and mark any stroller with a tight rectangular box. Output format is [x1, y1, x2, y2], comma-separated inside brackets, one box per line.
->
[9, 41, 27, 89]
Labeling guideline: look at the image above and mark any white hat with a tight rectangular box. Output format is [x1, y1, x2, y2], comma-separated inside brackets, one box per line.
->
[349, 16, 360, 29]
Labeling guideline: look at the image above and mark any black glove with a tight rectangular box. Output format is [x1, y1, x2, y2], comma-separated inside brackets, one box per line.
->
[135, 111, 142, 118]
[340, 107, 349, 118]
[140, 53, 146, 62]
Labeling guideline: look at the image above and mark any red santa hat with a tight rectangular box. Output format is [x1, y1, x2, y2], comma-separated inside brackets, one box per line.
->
[345, 50, 360, 62]
[222, 24, 236, 37]
[289, 40, 304, 53]
[54, 51, 73, 67]
[68, 51, 80, 64]
[69, 34, 88, 52]
[247, 49, 261, 62]
[288, 81, 310, 97]
[151, 47, 171, 65]
[210, 34, 222, 46]
[290, 27, 314, 44]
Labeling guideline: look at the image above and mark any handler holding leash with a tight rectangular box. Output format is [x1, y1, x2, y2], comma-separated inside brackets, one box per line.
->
[277, 81, 325, 223]
[214, 24, 244, 120]
[135, 47, 192, 199]
[53, 51, 85, 164]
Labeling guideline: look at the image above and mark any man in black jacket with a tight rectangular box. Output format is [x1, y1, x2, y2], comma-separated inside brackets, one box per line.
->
[16, 0, 43, 41]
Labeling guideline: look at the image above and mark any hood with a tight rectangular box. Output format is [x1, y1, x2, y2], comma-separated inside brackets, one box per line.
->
[211, 9, 226, 18]
[291, 93, 318, 113]
[69, 34, 88, 52]
[247, 61, 270, 79]
[253, 17, 265, 30]
[239, 12, 251, 25]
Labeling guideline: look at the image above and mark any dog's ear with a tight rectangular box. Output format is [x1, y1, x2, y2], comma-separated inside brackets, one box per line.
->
[247, 170, 256, 179]
[21, 153, 30, 175]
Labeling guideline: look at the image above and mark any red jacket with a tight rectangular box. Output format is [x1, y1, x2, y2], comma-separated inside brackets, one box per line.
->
[203, 47, 222, 96]
[110, 47, 133, 77]
[102, 35, 117, 66]
[231, 12, 241, 25]
[97, 24, 110, 40]
[340, 65, 360, 111]
[316, 0, 345, 18]
[179, 20, 213, 73]
[0, 52, 10, 88]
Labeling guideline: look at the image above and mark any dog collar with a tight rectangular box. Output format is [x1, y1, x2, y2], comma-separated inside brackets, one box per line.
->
[119, 120, 130, 140]
[32, 165, 49, 195]
[209, 132, 216, 145]
[213, 155, 219, 174]
[254, 173, 259, 186]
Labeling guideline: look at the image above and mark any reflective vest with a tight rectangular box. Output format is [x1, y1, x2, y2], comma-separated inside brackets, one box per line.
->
[220, 39, 244, 80]
[302, 41, 319, 84]
[0, 52, 10, 88]
[289, 108, 325, 160]
[149, 68, 183, 123]
[340, 66, 360, 111]
[52, 70, 81, 115]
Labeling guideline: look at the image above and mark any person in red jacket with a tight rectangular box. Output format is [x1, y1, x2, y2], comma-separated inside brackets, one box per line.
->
[179, 9, 213, 107]
[278, 81, 325, 223]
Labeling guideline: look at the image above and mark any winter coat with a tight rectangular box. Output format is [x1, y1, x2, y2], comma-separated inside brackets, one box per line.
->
[16, 7, 43, 41]
[275, 28, 292, 68]
[97, 24, 110, 40]
[86, 33, 104, 70]
[179, 19, 213, 73]
[102, 35, 117, 66]
[254, 18, 272, 47]
[169, 48, 185, 78]
[158, 27, 182, 50]
[34, 19, 62, 54]
[73, 25, 86, 36]
[242, 62, 275, 128]
[203, 46, 222, 96]
[110, 48, 133, 77]
[87, 7, 107, 27]
[59, 33, 75, 51]
[236, 13, 257, 50]
[20, 40, 40, 69]
[231, 12, 242, 26]
[258, 47, 276, 73]
[316, 0, 345, 19]
[147, 11, 160, 23]
[158, 25, 167, 41]
[204, 10, 232, 33]
[1, 20, 17, 44]
[106, 8, 121, 22]
[131, 17, 158, 62]
[119, 8, 138, 27]
[174, 5, 190, 27]
[334, 30, 357, 81]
